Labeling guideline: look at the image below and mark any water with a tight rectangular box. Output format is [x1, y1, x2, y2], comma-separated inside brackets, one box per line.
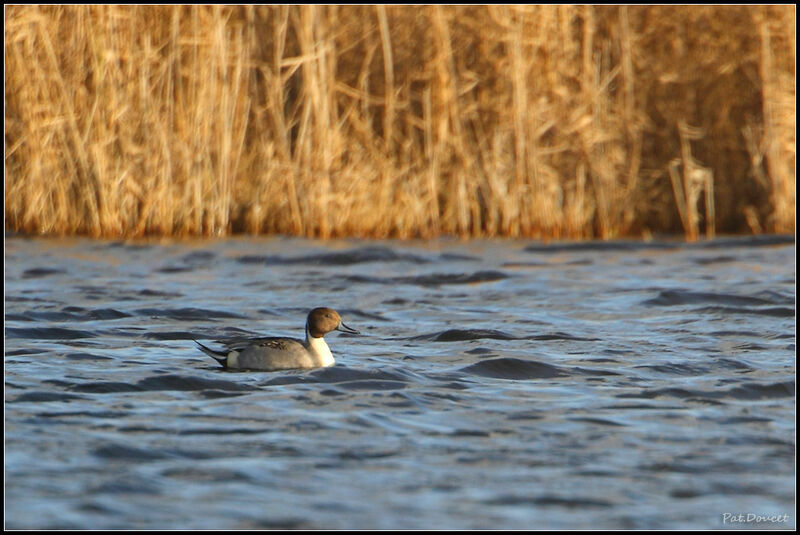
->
[4, 235, 795, 529]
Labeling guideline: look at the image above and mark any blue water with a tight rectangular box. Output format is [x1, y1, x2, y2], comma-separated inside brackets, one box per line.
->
[4, 235, 796, 529]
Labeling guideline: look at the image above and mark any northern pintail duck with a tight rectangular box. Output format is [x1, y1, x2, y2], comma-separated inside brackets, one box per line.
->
[195, 307, 359, 371]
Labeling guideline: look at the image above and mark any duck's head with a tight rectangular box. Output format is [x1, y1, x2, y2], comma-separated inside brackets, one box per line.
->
[306, 307, 360, 338]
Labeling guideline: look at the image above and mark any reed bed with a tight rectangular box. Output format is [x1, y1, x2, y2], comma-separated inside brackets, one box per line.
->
[4, 5, 795, 239]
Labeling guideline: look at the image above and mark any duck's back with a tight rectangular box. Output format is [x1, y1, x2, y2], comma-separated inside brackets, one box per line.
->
[228, 337, 317, 370]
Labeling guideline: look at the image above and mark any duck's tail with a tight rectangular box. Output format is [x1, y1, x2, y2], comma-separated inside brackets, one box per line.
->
[194, 340, 228, 368]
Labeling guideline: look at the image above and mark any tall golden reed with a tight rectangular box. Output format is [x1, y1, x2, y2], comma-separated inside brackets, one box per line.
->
[4, 5, 795, 239]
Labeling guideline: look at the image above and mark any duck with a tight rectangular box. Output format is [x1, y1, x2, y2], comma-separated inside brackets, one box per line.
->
[195, 307, 359, 371]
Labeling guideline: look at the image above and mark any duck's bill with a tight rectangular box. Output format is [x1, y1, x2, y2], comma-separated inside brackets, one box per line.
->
[337, 322, 360, 335]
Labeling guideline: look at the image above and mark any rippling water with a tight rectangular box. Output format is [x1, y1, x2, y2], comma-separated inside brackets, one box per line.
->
[5, 235, 796, 529]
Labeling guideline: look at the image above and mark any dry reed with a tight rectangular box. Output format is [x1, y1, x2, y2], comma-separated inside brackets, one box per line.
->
[4, 5, 795, 239]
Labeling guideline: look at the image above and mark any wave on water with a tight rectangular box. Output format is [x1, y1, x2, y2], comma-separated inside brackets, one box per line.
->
[641, 289, 795, 318]
[693, 305, 795, 318]
[460, 357, 567, 379]
[6, 327, 97, 340]
[10, 391, 87, 403]
[130, 307, 247, 320]
[642, 288, 795, 317]
[21, 267, 68, 279]
[409, 329, 518, 342]
[643, 289, 791, 307]
[264, 366, 411, 386]
[618, 380, 795, 402]
[406, 329, 598, 342]
[7, 307, 132, 323]
[344, 270, 510, 287]
[6, 374, 258, 398]
[482, 494, 615, 508]
[523, 234, 794, 253]
[236, 246, 431, 266]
